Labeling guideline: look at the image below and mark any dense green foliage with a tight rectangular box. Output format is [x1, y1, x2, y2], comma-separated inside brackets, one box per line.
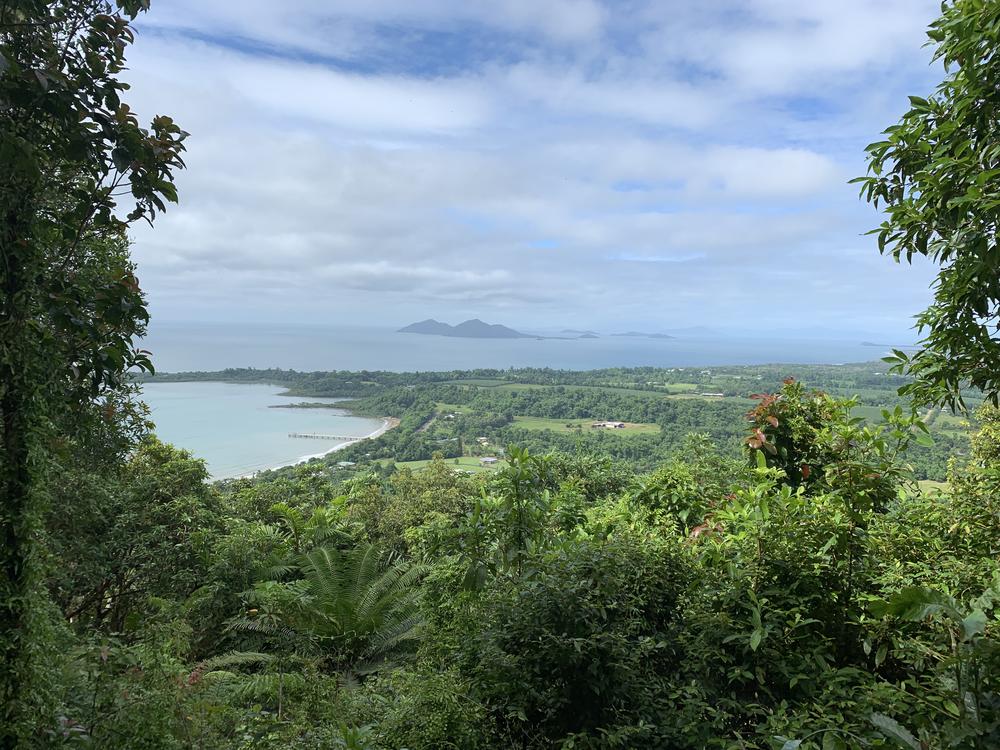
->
[857, 0, 1000, 408]
[23, 388, 1000, 748]
[6, 1, 1000, 748]
[159, 362, 972, 482]
[0, 1, 185, 742]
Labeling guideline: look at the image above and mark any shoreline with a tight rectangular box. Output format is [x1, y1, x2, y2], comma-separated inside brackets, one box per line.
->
[235, 416, 399, 479]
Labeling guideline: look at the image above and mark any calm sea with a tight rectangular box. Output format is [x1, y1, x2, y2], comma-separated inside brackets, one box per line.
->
[140, 381, 384, 479]
[142, 321, 899, 373]
[138, 323, 905, 478]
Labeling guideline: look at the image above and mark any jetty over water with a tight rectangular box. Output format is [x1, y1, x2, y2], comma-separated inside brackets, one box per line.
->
[288, 432, 363, 441]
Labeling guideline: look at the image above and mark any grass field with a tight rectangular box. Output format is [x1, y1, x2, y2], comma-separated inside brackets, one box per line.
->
[598, 381, 700, 394]
[917, 479, 949, 494]
[442, 379, 746, 402]
[933, 411, 970, 429]
[664, 393, 752, 403]
[390, 456, 506, 473]
[659, 383, 700, 394]
[512, 416, 661, 434]
[442, 378, 507, 387]
[850, 405, 972, 441]
[850, 405, 886, 422]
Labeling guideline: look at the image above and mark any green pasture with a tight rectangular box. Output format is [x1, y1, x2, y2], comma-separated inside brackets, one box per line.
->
[512, 416, 661, 434]
[391, 456, 505, 473]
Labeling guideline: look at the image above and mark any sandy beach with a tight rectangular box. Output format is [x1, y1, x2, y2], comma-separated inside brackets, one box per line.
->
[246, 416, 400, 477]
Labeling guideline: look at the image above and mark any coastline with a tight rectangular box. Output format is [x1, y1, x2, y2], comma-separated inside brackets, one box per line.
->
[236, 416, 399, 479]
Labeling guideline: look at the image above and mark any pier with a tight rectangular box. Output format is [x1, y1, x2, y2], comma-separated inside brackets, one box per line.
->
[288, 432, 362, 441]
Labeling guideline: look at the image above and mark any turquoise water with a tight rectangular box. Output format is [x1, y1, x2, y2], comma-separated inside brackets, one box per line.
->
[140, 382, 384, 479]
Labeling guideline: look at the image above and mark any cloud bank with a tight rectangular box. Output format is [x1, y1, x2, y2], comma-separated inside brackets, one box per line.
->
[125, 0, 943, 337]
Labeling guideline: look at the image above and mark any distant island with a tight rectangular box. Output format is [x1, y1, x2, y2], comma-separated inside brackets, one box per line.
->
[398, 320, 679, 341]
[611, 331, 675, 340]
[398, 318, 534, 339]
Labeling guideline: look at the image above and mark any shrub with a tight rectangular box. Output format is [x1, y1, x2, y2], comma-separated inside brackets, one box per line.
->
[471, 536, 690, 747]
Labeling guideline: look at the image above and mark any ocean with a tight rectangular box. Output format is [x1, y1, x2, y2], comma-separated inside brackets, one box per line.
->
[142, 321, 897, 373]
[140, 381, 384, 479]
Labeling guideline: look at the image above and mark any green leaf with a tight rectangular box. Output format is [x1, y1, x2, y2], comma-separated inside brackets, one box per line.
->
[960, 609, 987, 641]
[111, 146, 131, 172]
[749, 629, 762, 651]
[875, 641, 888, 667]
[870, 713, 920, 749]
[871, 586, 959, 623]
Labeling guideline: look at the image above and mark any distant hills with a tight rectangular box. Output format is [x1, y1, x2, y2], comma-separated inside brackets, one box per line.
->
[611, 331, 675, 340]
[397, 321, 720, 340]
[398, 319, 533, 339]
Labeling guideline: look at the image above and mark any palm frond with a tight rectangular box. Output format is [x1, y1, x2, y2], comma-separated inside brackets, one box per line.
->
[241, 542, 426, 674]
[195, 651, 275, 671]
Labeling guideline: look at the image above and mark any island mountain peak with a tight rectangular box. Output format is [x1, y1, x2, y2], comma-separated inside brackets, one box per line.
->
[398, 318, 532, 339]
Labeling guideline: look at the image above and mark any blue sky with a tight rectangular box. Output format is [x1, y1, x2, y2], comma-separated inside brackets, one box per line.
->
[124, 0, 944, 338]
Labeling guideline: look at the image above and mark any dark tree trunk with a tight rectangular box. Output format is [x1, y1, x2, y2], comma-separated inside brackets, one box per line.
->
[0, 191, 42, 748]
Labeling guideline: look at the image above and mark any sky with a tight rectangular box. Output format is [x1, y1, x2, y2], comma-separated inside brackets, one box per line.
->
[124, 0, 945, 338]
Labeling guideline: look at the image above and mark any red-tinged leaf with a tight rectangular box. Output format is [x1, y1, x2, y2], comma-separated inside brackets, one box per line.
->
[690, 523, 711, 539]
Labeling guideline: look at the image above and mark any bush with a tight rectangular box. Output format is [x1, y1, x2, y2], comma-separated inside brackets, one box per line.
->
[471, 536, 690, 747]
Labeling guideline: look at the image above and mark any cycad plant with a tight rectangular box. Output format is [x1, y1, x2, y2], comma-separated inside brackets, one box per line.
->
[227, 543, 426, 680]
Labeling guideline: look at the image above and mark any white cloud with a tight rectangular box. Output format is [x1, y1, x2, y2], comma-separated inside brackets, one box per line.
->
[639, 0, 940, 95]
[128, 37, 492, 135]
[138, 0, 608, 57]
[124, 0, 943, 334]
[233, 58, 493, 134]
[501, 64, 722, 128]
[697, 146, 841, 197]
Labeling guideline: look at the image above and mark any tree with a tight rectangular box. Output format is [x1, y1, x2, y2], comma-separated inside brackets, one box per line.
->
[0, 1, 185, 740]
[50, 439, 219, 634]
[746, 378, 926, 511]
[855, 0, 1000, 410]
